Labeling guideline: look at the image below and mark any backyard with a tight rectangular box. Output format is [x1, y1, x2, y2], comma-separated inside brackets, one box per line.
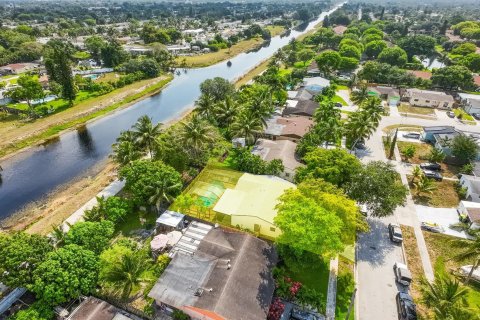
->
[169, 164, 243, 224]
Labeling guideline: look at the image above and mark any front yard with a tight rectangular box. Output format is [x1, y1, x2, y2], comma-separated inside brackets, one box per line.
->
[423, 232, 480, 309]
[409, 177, 460, 208]
[397, 104, 436, 116]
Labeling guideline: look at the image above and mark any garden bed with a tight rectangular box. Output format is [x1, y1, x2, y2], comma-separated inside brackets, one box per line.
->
[397, 104, 436, 116]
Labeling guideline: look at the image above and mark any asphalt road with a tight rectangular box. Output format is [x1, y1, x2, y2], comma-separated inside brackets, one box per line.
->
[356, 217, 405, 320]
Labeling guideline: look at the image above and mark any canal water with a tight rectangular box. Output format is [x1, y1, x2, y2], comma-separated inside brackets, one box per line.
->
[0, 4, 343, 220]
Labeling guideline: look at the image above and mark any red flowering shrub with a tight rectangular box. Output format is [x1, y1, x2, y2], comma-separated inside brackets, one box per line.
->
[267, 298, 285, 320]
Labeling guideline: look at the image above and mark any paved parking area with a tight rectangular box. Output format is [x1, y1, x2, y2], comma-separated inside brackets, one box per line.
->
[415, 205, 470, 239]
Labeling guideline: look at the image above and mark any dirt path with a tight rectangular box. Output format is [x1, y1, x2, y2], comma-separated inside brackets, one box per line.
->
[0, 75, 171, 160]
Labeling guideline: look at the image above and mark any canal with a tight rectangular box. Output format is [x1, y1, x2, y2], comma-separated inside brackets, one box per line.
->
[0, 4, 343, 220]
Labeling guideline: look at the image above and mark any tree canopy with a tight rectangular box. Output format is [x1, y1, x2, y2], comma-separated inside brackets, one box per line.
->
[31, 244, 99, 306]
[64, 220, 115, 254]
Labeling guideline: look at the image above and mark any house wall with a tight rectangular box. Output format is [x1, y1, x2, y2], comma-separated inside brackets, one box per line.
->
[460, 178, 480, 203]
[230, 215, 281, 239]
[409, 97, 453, 109]
[464, 102, 480, 115]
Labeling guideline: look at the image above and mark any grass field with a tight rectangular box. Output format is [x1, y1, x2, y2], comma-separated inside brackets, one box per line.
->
[175, 26, 284, 68]
[398, 104, 435, 116]
[332, 94, 348, 106]
[335, 256, 355, 320]
[397, 141, 432, 164]
[454, 108, 475, 121]
[400, 225, 430, 319]
[0, 75, 173, 159]
[235, 58, 271, 87]
[382, 124, 423, 133]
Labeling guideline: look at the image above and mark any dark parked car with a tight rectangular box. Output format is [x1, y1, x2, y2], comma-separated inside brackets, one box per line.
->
[402, 132, 420, 139]
[419, 162, 441, 171]
[396, 292, 417, 320]
[472, 113, 480, 120]
[446, 111, 455, 118]
[422, 169, 443, 181]
[388, 223, 403, 243]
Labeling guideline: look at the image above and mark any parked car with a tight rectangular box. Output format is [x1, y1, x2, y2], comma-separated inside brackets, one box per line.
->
[355, 142, 366, 150]
[446, 111, 455, 118]
[419, 162, 441, 171]
[396, 292, 417, 320]
[394, 262, 412, 286]
[335, 102, 343, 108]
[402, 132, 420, 139]
[422, 169, 443, 181]
[472, 113, 480, 120]
[388, 223, 403, 243]
[421, 222, 444, 233]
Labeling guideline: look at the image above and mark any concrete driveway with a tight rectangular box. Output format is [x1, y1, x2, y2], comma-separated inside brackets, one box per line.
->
[356, 217, 406, 320]
[416, 205, 470, 239]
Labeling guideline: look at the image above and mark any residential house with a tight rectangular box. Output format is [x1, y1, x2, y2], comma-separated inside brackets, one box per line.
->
[282, 99, 319, 118]
[64, 296, 139, 320]
[252, 139, 303, 180]
[0, 63, 39, 75]
[420, 126, 458, 143]
[368, 85, 400, 106]
[402, 88, 455, 109]
[213, 173, 296, 239]
[264, 116, 313, 142]
[458, 93, 480, 115]
[302, 76, 330, 93]
[148, 228, 277, 320]
[474, 75, 480, 88]
[459, 175, 480, 203]
[457, 200, 480, 230]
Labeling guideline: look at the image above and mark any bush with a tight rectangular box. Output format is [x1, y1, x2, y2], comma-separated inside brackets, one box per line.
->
[172, 310, 190, 320]
[229, 148, 284, 176]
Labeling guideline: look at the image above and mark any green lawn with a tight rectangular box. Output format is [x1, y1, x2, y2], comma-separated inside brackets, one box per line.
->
[398, 104, 435, 115]
[454, 108, 475, 121]
[335, 256, 355, 320]
[332, 94, 348, 106]
[409, 177, 460, 208]
[115, 210, 158, 236]
[10, 90, 98, 112]
[336, 85, 349, 90]
[284, 257, 330, 296]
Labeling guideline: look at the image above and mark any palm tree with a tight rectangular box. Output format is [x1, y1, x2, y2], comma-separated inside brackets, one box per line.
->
[422, 273, 471, 319]
[195, 93, 216, 119]
[50, 224, 66, 248]
[350, 85, 370, 106]
[102, 251, 150, 300]
[414, 175, 437, 196]
[361, 97, 384, 127]
[451, 233, 480, 284]
[345, 111, 377, 148]
[132, 115, 163, 159]
[411, 166, 423, 183]
[110, 140, 142, 166]
[178, 115, 217, 157]
[214, 96, 239, 128]
[231, 110, 264, 146]
[147, 179, 182, 213]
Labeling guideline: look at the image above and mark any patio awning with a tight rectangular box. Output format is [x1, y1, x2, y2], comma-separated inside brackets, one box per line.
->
[156, 210, 185, 228]
[150, 231, 182, 251]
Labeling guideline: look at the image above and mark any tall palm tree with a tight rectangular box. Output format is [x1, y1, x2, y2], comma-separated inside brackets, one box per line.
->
[102, 251, 150, 300]
[231, 110, 264, 146]
[350, 85, 370, 106]
[195, 93, 216, 119]
[178, 115, 217, 157]
[110, 140, 142, 167]
[361, 97, 384, 127]
[451, 233, 480, 284]
[345, 111, 377, 148]
[422, 273, 471, 320]
[411, 166, 423, 183]
[414, 175, 437, 196]
[214, 96, 239, 128]
[147, 179, 182, 213]
[50, 224, 66, 248]
[131, 115, 163, 159]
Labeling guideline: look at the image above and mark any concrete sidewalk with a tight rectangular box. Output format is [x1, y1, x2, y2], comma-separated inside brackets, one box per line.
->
[325, 257, 339, 320]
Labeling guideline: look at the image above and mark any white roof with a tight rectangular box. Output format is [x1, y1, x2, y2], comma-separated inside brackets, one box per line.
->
[156, 210, 185, 227]
[287, 91, 298, 99]
[460, 200, 480, 209]
[303, 76, 330, 87]
[458, 93, 480, 101]
[286, 100, 298, 108]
